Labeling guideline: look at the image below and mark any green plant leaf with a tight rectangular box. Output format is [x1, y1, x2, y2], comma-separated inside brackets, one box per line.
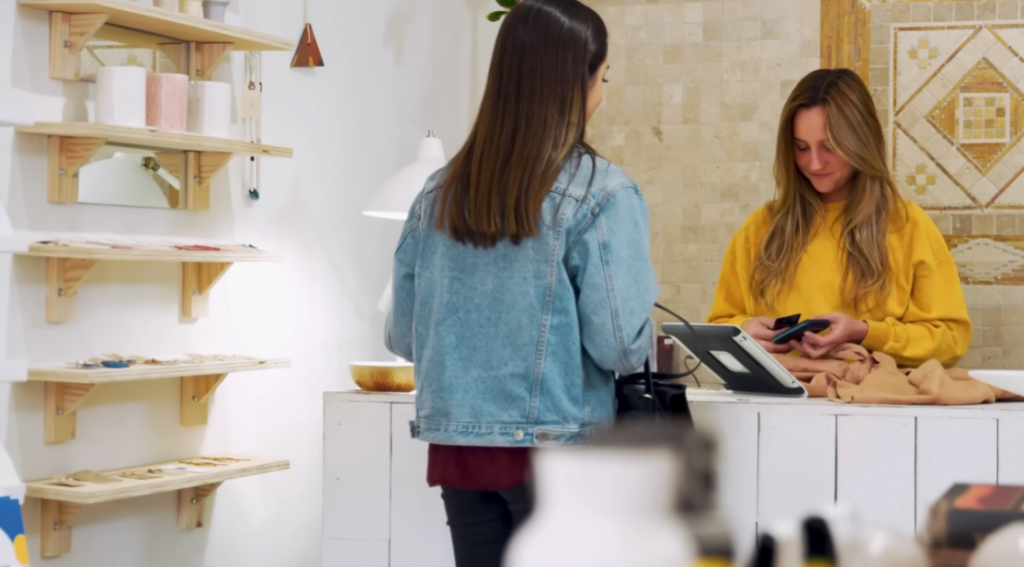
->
[486, 10, 507, 21]
[496, 0, 517, 8]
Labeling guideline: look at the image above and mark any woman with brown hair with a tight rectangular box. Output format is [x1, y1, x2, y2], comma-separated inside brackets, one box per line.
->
[385, 1, 659, 565]
[708, 68, 971, 367]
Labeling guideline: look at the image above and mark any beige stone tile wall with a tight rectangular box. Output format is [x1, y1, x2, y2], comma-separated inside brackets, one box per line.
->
[584, 0, 1024, 369]
[583, 0, 821, 330]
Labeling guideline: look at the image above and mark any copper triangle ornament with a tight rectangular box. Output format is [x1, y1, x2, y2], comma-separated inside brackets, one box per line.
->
[291, 23, 324, 68]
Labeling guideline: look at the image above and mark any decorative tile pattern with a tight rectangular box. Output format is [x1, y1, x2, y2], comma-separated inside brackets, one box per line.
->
[909, 37, 941, 70]
[892, 25, 1024, 210]
[946, 234, 1024, 283]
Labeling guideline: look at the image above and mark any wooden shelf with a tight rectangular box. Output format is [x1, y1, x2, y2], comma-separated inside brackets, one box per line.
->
[18, 240, 284, 323]
[22, 240, 286, 262]
[20, 0, 294, 81]
[16, 123, 291, 209]
[30, 356, 288, 384]
[27, 454, 289, 558]
[17, 123, 292, 157]
[20, 0, 293, 50]
[31, 356, 288, 443]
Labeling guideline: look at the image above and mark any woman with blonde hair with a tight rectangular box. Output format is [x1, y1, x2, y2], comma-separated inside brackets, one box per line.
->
[708, 68, 971, 367]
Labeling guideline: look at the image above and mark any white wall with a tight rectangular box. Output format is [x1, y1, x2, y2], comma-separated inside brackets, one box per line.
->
[0, 0, 497, 565]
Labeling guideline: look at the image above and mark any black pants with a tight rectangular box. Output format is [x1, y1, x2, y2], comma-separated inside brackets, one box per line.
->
[440, 485, 533, 567]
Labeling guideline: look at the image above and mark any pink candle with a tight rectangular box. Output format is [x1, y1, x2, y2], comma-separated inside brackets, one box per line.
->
[146, 73, 189, 132]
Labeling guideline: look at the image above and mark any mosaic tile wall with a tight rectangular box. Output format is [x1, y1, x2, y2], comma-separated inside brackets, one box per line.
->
[872, 1, 1024, 368]
[585, 0, 1024, 369]
[582, 0, 822, 333]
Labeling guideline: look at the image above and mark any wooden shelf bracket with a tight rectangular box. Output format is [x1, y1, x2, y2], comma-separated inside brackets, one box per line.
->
[191, 42, 233, 81]
[49, 12, 109, 80]
[178, 482, 222, 529]
[183, 151, 232, 210]
[181, 261, 232, 318]
[45, 382, 99, 444]
[40, 500, 86, 558]
[45, 257, 97, 324]
[181, 373, 228, 427]
[156, 42, 233, 81]
[47, 136, 106, 204]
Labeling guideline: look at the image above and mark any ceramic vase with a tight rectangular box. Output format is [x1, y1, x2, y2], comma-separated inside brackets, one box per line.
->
[187, 80, 231, 138]
[503, 443, 696, 567]
[202, 0, 229, 22]
[95, 66, 147, 127]
[146, 73, 189, 131]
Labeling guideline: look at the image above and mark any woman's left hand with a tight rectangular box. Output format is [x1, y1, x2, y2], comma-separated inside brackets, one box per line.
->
[797, 312, 869, 359]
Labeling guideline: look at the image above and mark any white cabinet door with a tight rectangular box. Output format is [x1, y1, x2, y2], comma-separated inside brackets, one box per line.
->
[917, 417, 997, 530]
[323, 399, 392, 541]
[691, 403, 759, 563]
[758, 412, 836, 526]
[998, 419, 1024, 484]
[836, 415, 916, 534]
[390, 403, 456, 567]
[322, 539, 389, 567]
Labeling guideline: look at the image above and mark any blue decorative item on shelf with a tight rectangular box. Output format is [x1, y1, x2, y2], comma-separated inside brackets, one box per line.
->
[0, 496, 28, 565]
[100, 360, 130, 368]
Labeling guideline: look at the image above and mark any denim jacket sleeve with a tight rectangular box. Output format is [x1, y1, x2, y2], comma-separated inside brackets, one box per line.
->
[384, 194, 422, 361]
[568, 184, 659, 374]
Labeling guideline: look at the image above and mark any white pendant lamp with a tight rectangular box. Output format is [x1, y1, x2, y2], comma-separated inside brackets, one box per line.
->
[362, 131, 446, 220]
[366, 132, 446, 314]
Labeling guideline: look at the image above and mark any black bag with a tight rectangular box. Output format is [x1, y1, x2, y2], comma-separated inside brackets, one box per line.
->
[614, 303, 703, 425]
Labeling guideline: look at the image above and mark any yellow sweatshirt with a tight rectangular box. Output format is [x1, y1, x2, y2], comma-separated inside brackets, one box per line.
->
[707, 200, 972, 368]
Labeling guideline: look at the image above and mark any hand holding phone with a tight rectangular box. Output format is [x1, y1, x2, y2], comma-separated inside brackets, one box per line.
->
[772, 319, 831, 345]
[742, 317, 796, 354]
[772, 313, 801, 331]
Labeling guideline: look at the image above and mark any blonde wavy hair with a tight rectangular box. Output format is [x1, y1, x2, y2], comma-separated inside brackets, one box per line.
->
[752, 68, 906, 311]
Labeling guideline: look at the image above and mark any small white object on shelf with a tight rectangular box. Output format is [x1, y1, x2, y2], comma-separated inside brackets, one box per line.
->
[0, 104, 31, 127]
[968, 370, 1024, 396]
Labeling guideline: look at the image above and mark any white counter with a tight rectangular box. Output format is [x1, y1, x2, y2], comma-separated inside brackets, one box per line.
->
[688, 389, 1024, 560]
[322, 389, 1024, 566]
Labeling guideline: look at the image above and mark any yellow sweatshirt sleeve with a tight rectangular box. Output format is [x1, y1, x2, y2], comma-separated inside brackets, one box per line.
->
[861, 215, 972, 368]
[706, 213, 760, 327]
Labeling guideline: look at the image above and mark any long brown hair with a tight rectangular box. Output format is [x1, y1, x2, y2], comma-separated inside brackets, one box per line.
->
[437, 0, 607, 248]
[752, 68, 906, 311]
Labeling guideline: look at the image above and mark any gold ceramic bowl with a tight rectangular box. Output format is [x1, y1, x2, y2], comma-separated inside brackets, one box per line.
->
[350, 362, 415, 392]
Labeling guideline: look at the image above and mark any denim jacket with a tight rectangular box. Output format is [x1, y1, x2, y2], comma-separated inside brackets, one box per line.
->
[385, 152, 659, 447]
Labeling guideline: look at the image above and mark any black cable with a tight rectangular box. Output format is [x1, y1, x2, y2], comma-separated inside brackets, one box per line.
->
[653, 302, 704, 379]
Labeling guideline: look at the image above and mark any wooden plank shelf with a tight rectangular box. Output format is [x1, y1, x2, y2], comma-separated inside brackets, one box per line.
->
[17, 123, 291, 209]
[17, 123, 292, 157]
[18, 240, 284, 324]
[31, 356, 288, 443]
[27, 454, 289, 558]
[20, 0, 294, 81]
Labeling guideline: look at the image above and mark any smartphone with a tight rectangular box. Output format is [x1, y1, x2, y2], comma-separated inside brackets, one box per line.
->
[772, 319, 830, 344]
[772, 313, 801, 331]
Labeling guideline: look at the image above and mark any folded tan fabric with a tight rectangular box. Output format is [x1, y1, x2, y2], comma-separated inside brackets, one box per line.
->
[773, 345, 1023, 405]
